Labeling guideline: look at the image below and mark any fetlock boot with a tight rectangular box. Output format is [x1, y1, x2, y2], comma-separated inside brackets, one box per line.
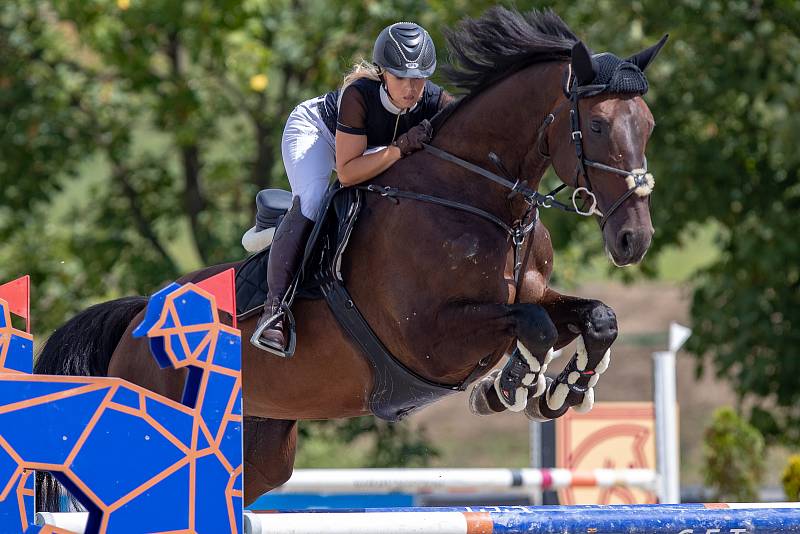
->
[494, 343, 552, 412]
[494, 348, 538, 411]
[252, 198, 314, 353]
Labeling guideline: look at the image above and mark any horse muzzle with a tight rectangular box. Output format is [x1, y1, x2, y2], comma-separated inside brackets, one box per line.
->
[606, 225, 653, 266]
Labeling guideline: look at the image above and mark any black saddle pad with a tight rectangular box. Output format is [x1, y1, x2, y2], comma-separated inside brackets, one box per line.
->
[235, 183, 358, 319]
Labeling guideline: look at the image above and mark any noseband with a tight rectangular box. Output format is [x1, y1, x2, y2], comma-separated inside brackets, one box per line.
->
[537, 76, 655, 228]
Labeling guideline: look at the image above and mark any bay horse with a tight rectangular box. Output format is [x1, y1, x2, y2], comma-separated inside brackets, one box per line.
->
[35, 8, 666, 508]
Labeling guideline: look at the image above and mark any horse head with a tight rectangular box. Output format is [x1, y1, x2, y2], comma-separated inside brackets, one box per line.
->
[546, 36, 667, 266]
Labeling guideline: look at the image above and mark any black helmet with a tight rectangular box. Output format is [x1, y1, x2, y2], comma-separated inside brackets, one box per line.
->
[373, 22, 436, 79]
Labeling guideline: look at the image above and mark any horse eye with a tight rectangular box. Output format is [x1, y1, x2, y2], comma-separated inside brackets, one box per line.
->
[590, 120, 603, 133]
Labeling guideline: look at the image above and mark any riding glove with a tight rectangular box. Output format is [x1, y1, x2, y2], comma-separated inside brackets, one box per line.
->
[394, 120, 433, 156]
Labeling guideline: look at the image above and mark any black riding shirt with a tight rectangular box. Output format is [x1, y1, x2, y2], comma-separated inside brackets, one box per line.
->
[317, 78, 451, 148]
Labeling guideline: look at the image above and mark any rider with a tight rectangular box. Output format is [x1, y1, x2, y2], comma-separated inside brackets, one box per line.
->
[253, 22, 455, 353]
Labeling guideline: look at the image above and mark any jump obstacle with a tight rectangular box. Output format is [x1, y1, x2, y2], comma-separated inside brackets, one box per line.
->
[1, 275, 799, 533]
[0, 275, 243, 533]
[269, 467, 658, 493]
[35, 504, 800, 534]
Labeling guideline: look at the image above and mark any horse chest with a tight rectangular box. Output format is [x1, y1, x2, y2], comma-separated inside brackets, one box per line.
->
[442, 233, 484, 268]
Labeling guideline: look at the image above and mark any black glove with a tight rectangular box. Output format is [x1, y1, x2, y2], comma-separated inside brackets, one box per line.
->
[394, 119, 433, 156]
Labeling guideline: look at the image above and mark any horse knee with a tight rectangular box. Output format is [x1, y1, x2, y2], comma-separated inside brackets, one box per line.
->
[581, 302, 618, 349]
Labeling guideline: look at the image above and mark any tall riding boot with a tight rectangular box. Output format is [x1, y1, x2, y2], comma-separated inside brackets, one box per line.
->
[252, 198, 314, 352]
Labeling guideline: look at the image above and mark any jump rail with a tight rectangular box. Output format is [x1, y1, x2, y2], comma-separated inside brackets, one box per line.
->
[270, 467, 658, 493]
[39, 503, 800, 534]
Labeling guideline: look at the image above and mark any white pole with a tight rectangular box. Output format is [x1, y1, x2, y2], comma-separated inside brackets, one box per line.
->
[653, 321, 690, 504]
[653, 350, 679, 503]
[529, 421, 543, 505]
[270, 468, 657, 493]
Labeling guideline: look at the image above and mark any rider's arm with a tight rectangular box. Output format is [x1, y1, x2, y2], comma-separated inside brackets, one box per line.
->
[335, 85, 402, 187]
[336, 133, 402, 187]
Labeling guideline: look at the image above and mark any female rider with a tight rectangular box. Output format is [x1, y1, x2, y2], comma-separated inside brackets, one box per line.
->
[253, 22, 455, 353]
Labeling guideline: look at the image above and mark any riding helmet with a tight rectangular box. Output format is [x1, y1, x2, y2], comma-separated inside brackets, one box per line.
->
[373, 22, 436, 79]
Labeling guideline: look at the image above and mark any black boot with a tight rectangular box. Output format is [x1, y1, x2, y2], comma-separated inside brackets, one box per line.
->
[251, 198, 314, 354]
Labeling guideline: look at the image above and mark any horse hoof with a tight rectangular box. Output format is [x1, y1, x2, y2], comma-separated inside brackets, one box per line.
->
[468, 370, 500, 416]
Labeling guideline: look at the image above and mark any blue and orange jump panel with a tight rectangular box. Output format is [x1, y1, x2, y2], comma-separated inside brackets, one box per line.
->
[0, 275, 243, 534]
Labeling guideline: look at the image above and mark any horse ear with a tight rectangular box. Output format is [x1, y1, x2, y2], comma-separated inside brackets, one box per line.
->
[571, 41, 597, 86]
[626, 34, 669, 71]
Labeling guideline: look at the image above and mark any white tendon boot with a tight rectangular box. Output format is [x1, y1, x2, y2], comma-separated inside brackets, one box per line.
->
[493, 342, 556, 413]
[545, 335, 611, 415]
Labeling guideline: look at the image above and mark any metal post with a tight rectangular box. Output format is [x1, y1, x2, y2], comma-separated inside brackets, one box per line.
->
[653, 350, 679, 503]
[652, 320, 690, 504]
[529, 421, 542, 505]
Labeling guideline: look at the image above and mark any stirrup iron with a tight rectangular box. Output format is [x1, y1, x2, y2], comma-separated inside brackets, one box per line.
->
[250, 303, 297, 358]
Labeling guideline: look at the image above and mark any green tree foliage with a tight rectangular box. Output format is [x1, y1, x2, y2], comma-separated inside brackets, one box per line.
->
[703, 407, 765, 502]
[2, 1, 800, 447]
[297, 418, 438, 468]
[644, 1, 800, 445]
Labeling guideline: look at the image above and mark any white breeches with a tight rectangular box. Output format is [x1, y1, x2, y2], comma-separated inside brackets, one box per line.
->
[281, 97, 336, 221]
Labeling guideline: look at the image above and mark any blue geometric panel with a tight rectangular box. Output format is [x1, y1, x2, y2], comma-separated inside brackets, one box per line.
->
[104, 463, 191, 533]
[0, 387, 112, 465]
[195, 454, 243, 534]
[0, 379, 89, 408]
[4, 335, 33, 373]
[200, 372, 238, 439]
[144, 396, 194, 449]
[110, 387, 140, 410]
[0, 281, 243, 533]
[71, 409, 188, 504]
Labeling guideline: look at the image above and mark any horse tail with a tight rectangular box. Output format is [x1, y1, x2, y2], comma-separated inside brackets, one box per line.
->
[34, 296, 148, 512]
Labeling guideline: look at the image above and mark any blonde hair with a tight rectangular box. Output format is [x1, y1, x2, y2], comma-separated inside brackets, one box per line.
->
[338, 59, 382, 110]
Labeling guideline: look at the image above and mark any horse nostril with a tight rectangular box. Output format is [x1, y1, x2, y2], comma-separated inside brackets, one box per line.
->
[618, 230, 634, 255]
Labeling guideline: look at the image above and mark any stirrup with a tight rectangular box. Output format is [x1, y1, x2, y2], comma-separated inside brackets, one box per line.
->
[250, 303, 297, 358]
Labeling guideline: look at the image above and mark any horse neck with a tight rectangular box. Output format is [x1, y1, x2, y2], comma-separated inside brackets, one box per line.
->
[433, 62, 566, 201]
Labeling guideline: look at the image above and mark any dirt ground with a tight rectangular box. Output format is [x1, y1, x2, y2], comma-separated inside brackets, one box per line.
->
[407, 280, 767, 486]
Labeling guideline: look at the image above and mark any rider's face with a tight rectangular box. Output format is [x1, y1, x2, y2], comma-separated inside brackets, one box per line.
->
[383, 72, 427, 110]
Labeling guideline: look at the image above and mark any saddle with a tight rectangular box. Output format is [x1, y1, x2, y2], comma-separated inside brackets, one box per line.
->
[235, 183, 469, 421]
[235, 184, 356, 317]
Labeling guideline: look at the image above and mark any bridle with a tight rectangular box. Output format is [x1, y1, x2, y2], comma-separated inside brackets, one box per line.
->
[535, 69, 655, 228]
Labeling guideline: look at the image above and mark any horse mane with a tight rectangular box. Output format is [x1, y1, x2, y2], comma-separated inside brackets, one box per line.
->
[442, 7, 578, 96]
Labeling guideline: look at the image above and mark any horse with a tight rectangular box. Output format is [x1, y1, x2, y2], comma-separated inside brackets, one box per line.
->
[34, 8, 665, 508]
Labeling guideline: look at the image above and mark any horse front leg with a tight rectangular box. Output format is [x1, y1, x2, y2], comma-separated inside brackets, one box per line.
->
[524, 288, 618, 421]
[467, 303, 558, 415]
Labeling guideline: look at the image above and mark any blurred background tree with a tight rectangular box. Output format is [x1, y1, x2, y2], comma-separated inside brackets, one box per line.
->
[2, 0, 799, 460]
[702, 407, 765, 502]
